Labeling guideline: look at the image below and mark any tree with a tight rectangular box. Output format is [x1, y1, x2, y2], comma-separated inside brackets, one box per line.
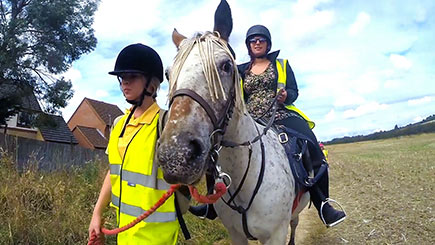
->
[0, 0, 99, 125]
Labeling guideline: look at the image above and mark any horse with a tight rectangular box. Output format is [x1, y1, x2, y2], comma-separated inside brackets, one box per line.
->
[157, 1, 310, 244]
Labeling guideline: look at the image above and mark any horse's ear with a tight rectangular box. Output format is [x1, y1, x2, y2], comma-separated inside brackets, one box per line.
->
[213, 0, 233, 41]
[172, 28, 186, 48]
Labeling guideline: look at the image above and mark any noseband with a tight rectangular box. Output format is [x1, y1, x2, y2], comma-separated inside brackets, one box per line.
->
[170, 88, 234, 133]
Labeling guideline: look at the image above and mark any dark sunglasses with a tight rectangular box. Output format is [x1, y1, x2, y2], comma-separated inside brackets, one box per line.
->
[248, 37, 268, 44]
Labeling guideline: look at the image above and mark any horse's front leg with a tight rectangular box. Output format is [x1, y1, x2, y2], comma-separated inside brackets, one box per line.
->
[227, 227, 249, 245]
[262, 219, 290, 245]
[288, 216, 299, 245]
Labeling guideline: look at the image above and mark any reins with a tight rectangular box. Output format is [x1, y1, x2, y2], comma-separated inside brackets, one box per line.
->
[218, 96, 279, 240]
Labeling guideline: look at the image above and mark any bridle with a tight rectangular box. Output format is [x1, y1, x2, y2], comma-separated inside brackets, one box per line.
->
[168, 32, 237, 179]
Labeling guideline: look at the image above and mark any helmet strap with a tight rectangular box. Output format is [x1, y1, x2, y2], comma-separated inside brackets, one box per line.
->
[118, 105, 137, 138]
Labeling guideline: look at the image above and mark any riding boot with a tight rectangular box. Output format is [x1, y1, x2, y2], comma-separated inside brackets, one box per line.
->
[188, 204, 217, 220]
[309, 171, 346, 227]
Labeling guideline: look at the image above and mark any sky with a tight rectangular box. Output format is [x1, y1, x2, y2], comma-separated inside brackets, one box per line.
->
[61, 0, 435, 141]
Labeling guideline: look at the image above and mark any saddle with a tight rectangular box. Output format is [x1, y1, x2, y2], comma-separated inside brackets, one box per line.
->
[273, 124, 328, 190]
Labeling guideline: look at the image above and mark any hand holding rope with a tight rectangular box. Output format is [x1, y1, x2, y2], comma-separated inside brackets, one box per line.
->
[88, 182, 226, 245]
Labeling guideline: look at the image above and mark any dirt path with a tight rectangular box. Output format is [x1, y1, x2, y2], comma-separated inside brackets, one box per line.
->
[292, 207, 318, 244]
[246, 206, 320, 244]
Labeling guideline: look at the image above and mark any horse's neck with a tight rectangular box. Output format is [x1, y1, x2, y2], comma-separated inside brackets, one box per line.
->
[224, 110, 259, 143]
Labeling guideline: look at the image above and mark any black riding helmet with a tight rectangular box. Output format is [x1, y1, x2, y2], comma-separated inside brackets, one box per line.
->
[109, 43, 163, 106]
[109, 43, 163, 82]
[245, 25, 272, 56]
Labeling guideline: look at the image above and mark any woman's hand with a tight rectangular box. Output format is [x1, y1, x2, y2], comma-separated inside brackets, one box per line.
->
[277, 89, 287, 104]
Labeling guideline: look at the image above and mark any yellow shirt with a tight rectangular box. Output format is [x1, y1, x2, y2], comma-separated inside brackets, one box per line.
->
[117, 103, 160, 157]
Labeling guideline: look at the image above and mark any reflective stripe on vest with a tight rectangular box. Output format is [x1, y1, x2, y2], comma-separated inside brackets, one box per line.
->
[110, 165, 171, 191]
[276, 59, 315, 129]
[107, 111, 179, 244]
[111, 194, 177, 223]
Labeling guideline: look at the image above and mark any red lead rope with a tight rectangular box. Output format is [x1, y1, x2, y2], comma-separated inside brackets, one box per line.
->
[88, 182, 226, 245]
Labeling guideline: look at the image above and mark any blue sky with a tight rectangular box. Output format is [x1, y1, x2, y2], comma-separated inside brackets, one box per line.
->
[61, 0, 435, 141]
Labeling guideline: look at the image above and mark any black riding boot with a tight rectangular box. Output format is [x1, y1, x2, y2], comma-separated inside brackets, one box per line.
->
[309, 171, 346, 227]
[188, 204, 217, 220]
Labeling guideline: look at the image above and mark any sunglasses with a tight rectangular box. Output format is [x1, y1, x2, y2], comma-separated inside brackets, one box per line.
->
[248, 37, 268, 44]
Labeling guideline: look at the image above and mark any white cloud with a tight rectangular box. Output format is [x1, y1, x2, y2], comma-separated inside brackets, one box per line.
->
[284, 10, 335, 39]
[333, 90, 366, 107]
[384, 79, 400, 89]
[389, 54, 412, 70]
[292, 0, 333, 14]
[413, 116, 424, 122]
[414, 6, 427, 23]
[63, 67, 82, 82]
[352, 72, 381, 94]
[408, 96, 433, 106]
[93, 0, 162, 40]
[95, 90, 109, 98]
[349, 12, 371, 36]
[324, 109, 336, 122]
[60, 0, 435, 142]
[343, 101, 389, 119]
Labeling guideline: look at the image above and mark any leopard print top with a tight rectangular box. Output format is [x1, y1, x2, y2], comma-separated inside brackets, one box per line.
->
[244, 62, 293, 121]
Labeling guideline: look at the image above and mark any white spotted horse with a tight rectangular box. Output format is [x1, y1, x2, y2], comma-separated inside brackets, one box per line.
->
[157, 1, 311, 244]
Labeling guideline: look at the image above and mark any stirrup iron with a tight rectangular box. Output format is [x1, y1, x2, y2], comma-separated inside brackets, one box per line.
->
[320, 198, 347, 227]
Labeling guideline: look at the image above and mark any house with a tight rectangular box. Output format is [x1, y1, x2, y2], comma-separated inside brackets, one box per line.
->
[67, 98, 123, 149]
[0, 88, 78, 144]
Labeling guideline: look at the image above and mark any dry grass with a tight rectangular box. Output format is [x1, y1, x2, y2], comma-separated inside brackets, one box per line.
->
[0, 152, 117, 244]
[298, 133, 435, 244]
[0, 133, 433, 244]
[0, 150, 228, 244]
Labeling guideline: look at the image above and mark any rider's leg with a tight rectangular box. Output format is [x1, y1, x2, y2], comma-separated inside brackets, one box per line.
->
[276, 115, 346, 227]
[309, 170, 346, 227]
[188, 203, 217, 220]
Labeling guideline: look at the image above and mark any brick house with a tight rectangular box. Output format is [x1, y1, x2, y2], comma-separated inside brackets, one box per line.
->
[67, 98, 123, 149]
[0, 89, 78, 145]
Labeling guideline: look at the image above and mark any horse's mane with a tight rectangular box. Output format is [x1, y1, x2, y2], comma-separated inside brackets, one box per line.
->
[168, 31, 246, 114]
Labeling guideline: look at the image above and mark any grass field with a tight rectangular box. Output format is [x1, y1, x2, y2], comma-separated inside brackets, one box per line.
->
[0, 133, 434, 244]
[297, 133, 435, 244]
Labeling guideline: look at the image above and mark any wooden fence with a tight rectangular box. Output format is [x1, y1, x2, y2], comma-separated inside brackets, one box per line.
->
[0, 133, 107, 171]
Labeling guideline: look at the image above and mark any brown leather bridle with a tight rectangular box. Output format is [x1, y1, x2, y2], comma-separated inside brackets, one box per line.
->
[169, 80, 236, 174]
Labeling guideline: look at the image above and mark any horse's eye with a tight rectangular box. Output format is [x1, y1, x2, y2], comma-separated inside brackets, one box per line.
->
[165, 67, 171, 81]
[221, 60, 232, 73]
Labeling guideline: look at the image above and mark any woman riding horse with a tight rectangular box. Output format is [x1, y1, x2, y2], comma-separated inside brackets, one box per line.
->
[191, 24, 346, 228]
[239, 24, 346, 227]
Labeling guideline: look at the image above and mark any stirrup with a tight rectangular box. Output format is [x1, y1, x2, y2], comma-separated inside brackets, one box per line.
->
[198, 205, 209, 220]
[320, 198, 347, 228]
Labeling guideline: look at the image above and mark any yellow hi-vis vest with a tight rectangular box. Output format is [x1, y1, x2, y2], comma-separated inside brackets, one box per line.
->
[275, 59, 315, 129]
[240, 59, 315, 129]
[107, 111, 179, 245]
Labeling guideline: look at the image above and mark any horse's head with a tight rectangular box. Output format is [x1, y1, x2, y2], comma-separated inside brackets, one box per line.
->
[157, 0, 242, 185]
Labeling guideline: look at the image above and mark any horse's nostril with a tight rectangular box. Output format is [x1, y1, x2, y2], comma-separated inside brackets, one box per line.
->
[188, 139, 203, 160]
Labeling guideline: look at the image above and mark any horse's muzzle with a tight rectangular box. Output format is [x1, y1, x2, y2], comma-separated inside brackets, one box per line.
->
[157, 131, 208, 185]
